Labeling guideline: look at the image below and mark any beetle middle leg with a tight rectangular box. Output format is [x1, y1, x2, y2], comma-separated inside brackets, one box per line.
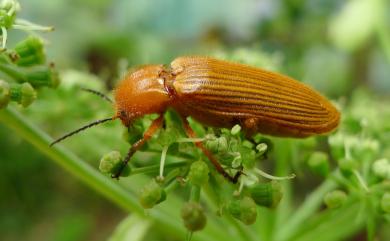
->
[180, 116, 242, 184]
[112, 114, 165, 179]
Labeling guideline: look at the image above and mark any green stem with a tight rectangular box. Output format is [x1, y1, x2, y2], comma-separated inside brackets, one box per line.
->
[289, 200, 364, 241]
[0, 61, 26, 82]
[273, 139, 294, 239]
[130, 161, 187, 175]
[0, 107, 224, 241]
[274, 177, 338, 241]
[190, 185, 201, 202]
[202, 183, 257, 241]
[376, 0, 390, 64]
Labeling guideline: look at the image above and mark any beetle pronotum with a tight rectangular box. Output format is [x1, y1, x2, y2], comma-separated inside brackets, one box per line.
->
[51, 56, 340, 183]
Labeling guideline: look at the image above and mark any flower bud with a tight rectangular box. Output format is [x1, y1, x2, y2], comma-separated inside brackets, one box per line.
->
[307, 151, 330, 177]
[381, 192, 390, 213]
[352, 138, 379, 163]
[139, 180, 164, 209]
[227, 196, 257, 225]
[188, 160, 209, 186]
[372, 158, 390, 179]
[249, 181, 283, 208]
[229, 139, 239, 152]
[217, 136, 228, 152]
[9, 82, 36, 107]
[13, 36, 45, 66]
[99, 151, 130, 177]
[324, 190, 347, 209]
[239, 146, 256, 169]
[0, 9, 15, 29]
[231, 154, 242, 169]
[338, 158, 357, 177]
[0, 79, 10, 108]
[24, 65, 60, 88]
[181, 202, 207, 231]
[256, 143, 268, 155]
[242, 140, 254, 149]
[0, 0, 20, 14]
[231, 124, 242, 135]
[205, 137, 219, 153]
[328, 133, 345, 160]
[99, 151, 121, 173]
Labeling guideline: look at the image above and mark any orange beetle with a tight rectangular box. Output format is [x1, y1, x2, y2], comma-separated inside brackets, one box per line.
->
[52, 56, 340, 183]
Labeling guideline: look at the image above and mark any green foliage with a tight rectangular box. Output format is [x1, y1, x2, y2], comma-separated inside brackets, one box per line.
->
[0, 0, 390, 241]
[0, 0, 56, 110]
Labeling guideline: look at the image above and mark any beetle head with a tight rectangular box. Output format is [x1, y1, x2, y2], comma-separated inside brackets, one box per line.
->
[114, 65, 172, 126]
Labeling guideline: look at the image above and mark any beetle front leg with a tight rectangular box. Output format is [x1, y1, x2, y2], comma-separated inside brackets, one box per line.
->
[180, 116, 242, 184]
[112, 114, 165, 179]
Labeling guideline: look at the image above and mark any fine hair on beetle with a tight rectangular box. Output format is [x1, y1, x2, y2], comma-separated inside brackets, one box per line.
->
[51, 56, 340, 183]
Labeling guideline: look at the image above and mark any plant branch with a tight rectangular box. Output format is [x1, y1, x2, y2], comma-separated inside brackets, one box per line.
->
[0, 107, 226, 241]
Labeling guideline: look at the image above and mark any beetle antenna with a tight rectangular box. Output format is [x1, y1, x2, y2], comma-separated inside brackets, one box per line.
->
[80, 87, 113, 103]
[50, 117, 115, 146]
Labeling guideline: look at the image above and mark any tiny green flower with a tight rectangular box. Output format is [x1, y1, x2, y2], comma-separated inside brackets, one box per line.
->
[307, 151, 330, 177]
[181, 202, 207, 232]
[357, 138, 379, 161]
[324, 190, 347, 209]
[372, 158, 390, 179]
[13, 36, 45, 66]
[242, 140, 254, 149]
[338, 158, 357, 177]
[256, 143, 268, 155]
[0, 79, 10, 108]
[9, 82, 36, 107]
[204, 135, 228, 153]
[99, 151, 130, 177]
[229, 138, 239, 152]
[227, 196, 257, 225]
[238, 146, 256, 169]
[381, 192, 390, 213]
[217, 136, 228, 152]
[230, 124, 241, 135]
[188, 160, 209, 186]
[139, 180, 164, 209]
[328, 133, 345, 159]
[205, 137, 219, 153]
[249, 181, 283, 208]
[0, 0, 18, 29]
[24, 65, 60, 88]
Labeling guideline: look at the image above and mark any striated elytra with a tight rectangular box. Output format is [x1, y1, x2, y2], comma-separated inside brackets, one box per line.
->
[115, 56, 340, 138]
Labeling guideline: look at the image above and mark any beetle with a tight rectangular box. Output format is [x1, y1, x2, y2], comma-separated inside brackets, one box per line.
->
[51, 56, 340, 183]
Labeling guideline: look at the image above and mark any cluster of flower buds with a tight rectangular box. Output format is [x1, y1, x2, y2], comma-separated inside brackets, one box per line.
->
[324, 103, 389, 215]
[205, 124, 269, 169]
[0, 0, 57, 109]
[100, 118, 286, 232]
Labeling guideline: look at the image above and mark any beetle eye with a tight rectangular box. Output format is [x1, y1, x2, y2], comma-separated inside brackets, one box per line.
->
[120, 110, 126, 118]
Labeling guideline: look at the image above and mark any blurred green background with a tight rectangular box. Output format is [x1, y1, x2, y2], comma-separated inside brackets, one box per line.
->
[1, 0, 389, 240]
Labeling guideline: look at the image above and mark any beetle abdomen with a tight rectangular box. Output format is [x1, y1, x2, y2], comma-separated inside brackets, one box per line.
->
[171, 56, 340, 137]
